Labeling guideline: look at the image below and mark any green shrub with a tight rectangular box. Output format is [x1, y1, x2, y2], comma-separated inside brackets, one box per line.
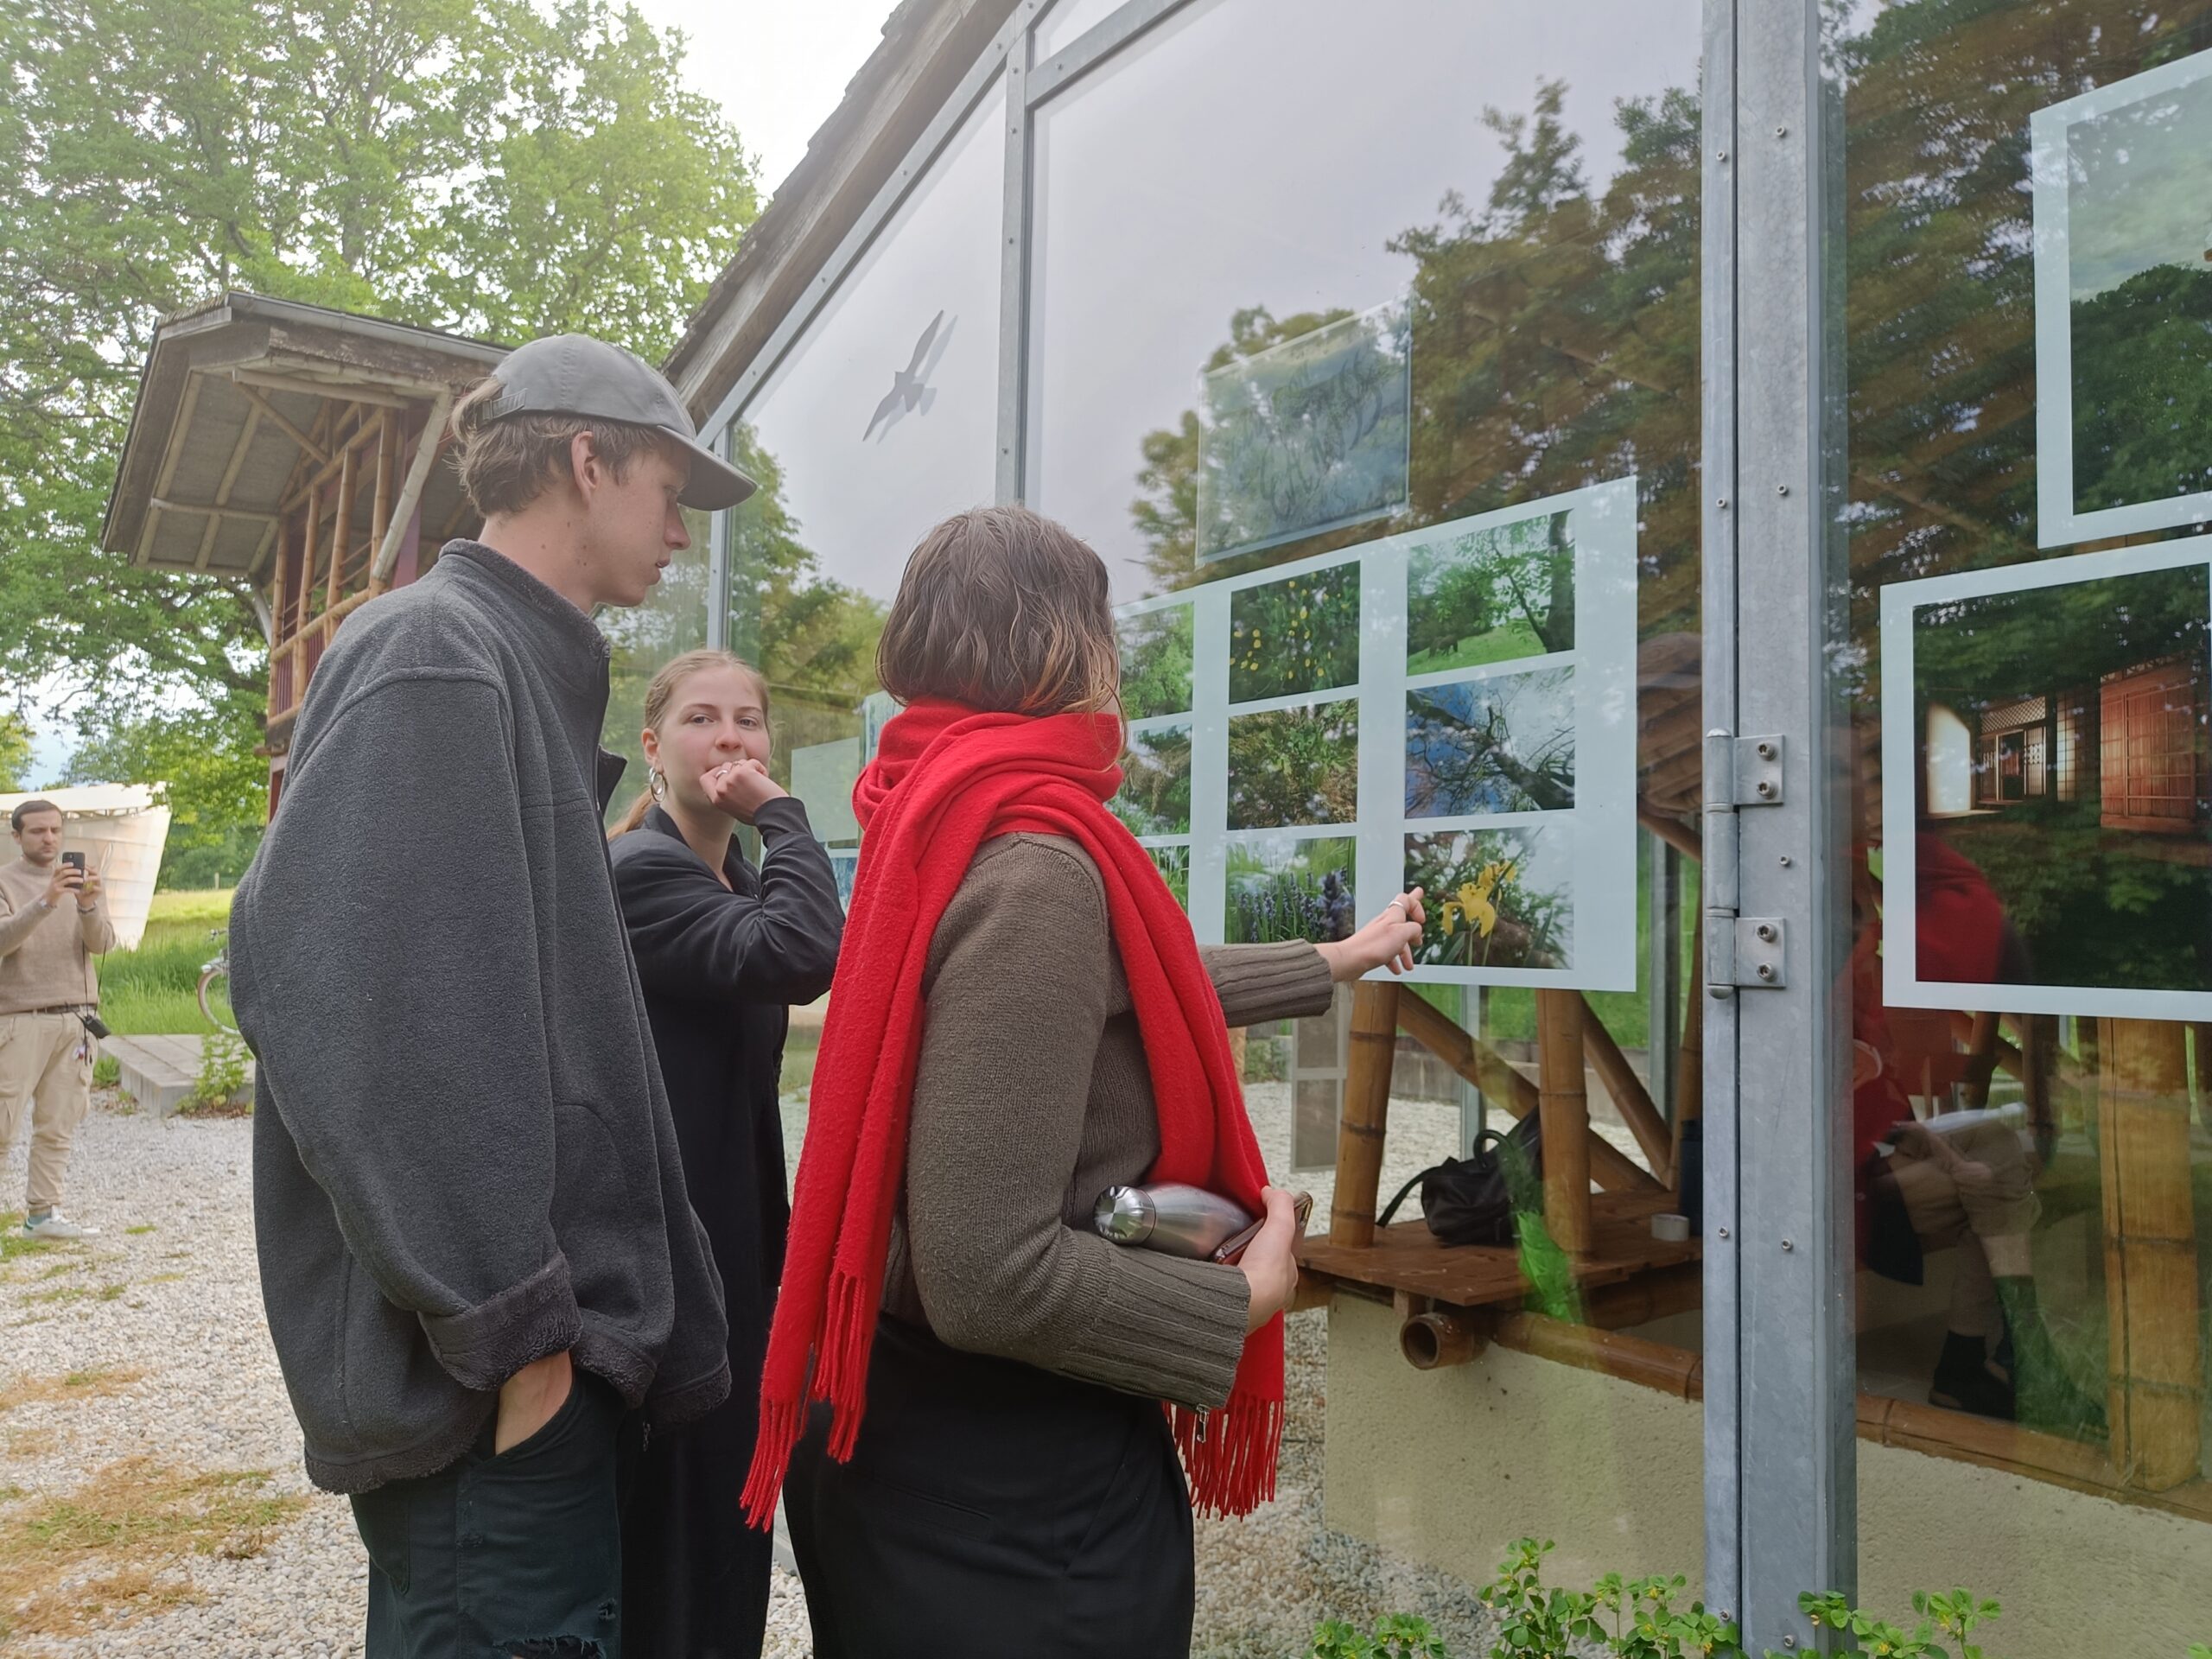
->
[92, 1052, 119, 1088]
[1310, 1614, 1448, 1659]
[186, 1028, 250, 1113]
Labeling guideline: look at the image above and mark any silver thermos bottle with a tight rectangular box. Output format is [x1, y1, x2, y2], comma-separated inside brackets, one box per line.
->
[1092, 1183, 1254, 1260]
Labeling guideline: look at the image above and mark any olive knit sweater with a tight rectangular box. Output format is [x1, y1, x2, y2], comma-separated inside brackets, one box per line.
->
[881, 831, 1337, 1410]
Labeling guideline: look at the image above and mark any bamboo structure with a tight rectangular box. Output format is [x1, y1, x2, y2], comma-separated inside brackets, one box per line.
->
[1535, 989, 1593, 1254]
[1329, 980, 1402, 1247]
[1579, 992, 1673, 1182]
[2096, 1017, 2202, 1491]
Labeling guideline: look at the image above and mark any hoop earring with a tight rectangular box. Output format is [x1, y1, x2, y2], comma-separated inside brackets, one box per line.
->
[649, 768, 666, 802]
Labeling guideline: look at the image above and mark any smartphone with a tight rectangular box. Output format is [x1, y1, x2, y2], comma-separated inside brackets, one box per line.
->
[60, 851, 85, 874]
[1211, 1192, 1313, 1263]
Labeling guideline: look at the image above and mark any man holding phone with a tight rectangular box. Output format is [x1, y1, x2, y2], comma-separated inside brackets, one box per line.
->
[0, 799, 116, 1240]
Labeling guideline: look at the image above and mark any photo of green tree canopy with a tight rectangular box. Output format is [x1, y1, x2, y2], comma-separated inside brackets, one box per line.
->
[1228, 563, 1362, 703]
[1119, 603, 1195, 721]
[2056, 54, 2212, 518]
[1113, 723, 1193, 838]
[1404, 826, 1572, 971]
[1225, 834, 1356, 947]
[1911, 558, 2212, 993]
[1227, 701, 1359, 830]
[1406, 665, 1576, 817]
[1406, 511, 1576, 674]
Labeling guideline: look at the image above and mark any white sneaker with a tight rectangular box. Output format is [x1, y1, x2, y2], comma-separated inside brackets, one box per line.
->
[23, 1211, 97, 1240]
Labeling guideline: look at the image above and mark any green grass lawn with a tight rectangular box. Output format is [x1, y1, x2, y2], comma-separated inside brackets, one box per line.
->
[1407, 617, 1548, 676]
[96, 889, 233, 1037]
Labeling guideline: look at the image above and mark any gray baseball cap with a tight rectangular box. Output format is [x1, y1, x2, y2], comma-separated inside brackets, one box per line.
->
[481, 334, 757, 511]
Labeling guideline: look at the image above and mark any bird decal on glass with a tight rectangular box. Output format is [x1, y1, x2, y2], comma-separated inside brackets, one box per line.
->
[863, 309, 954, 442]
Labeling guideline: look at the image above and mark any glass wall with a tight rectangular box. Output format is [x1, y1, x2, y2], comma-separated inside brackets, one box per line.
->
[601, 504, 712, 825]
[1823, 3, 2212, 1650]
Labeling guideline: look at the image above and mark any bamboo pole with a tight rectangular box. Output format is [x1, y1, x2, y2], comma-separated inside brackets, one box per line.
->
[1670, 916, 1705, 1190]
[1579, 994, 1674, 1182]
[1329, 980, 1402, 1248]
[1535, 989, 1592, 1255]
[369, 409, 395, 592]
[2096, 1017, 2202, 1491]
[1394, 992, 1659, 1193]
[268, 516, 291, 715]
[327, 441, 355, 613]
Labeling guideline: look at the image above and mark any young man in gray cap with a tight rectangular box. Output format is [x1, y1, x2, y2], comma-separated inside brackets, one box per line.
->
[229, 335, 754, 1657]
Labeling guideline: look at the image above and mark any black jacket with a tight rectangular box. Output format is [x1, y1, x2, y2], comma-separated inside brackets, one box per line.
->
[607, 799, 841, 1653]
[231, 543, 732, 1494]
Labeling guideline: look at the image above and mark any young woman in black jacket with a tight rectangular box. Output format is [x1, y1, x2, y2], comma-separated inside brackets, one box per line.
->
[607, 647, 844, 1656]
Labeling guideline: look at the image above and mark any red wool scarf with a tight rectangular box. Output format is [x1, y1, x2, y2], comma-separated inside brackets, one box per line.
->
[740, 699, 1286, 1526]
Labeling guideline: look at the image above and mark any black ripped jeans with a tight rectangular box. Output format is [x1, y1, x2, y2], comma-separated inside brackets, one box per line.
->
[350, 1371, 625, 1659]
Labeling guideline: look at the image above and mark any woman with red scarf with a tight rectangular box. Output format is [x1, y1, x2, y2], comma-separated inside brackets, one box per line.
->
[741, 506, 1425, 1657]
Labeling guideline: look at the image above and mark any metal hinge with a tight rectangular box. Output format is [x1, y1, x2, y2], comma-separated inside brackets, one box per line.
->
[1703, 730, 1786, 995]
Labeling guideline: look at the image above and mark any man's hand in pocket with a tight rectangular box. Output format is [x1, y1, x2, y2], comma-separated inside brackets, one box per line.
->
[494, 1350, 574, 1453]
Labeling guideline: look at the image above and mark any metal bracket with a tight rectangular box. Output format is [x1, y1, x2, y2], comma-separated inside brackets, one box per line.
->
[1708, 917, 1787, 989]
[1703, 729, 1789, 995]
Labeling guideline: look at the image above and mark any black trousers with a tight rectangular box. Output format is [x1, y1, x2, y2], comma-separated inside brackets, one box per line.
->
[785, 1317, 1196, 1659]
[350, 1373, 625, 1659]
[617, 1390, 775, 1658]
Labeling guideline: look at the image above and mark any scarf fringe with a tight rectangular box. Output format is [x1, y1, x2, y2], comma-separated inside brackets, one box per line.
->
[739, 1397, 803, 1530]
[1172, 1388, 1287, 1520]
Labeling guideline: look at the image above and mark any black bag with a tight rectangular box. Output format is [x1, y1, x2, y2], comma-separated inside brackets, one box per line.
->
[1377, 1110, 1544, 1247]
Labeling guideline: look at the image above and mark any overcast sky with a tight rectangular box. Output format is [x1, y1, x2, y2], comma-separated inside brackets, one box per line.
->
[629, 0, 904, 196]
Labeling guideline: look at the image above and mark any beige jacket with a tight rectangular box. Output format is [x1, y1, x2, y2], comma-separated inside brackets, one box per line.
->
[0, 857, 117, 1016]
[883, 831, 1336, 1411]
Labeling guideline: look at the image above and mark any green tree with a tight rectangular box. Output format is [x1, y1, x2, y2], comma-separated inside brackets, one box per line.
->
[0, 712, 34, 792]
[63, 699, 270, 887]
[0, 0, 760, 724]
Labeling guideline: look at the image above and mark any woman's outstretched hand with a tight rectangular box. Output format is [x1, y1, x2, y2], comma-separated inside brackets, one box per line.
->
[1314, 888, 1426, 982]
[1237, 1185, 1305, 1332]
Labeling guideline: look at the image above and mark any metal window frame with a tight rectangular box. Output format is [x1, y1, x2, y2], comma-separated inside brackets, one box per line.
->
[696, 0, 1861, 1637]
[1716, 1, 1856, 1648]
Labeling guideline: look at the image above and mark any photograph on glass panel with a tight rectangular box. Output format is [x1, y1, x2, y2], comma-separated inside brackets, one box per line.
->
[1147, 843, 1190, 912]
[789, 735, 863, 846]
[828, 851, 860, 914]
[1405, 665, 1576, 817]
[1112, 722, 1192, 838]
[1227, 560, 1361, 703]
[1224, 833, 1356, 947]
[1194, 301, 1410, 564]
[1405, 506, 1577, 673]
[1226, 699, 1358, 831]
[2031, 47, 2212, 547]
[1403, 825, 1572, 973]
[1882, 542, 2212, 1015]
[1117, 601, 1195, 721]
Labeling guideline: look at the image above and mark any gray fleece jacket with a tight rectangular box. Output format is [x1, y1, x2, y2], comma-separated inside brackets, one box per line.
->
[229, 541, 730, 1494]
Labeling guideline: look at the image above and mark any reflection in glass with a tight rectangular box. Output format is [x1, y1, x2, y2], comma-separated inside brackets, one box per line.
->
[1832, 3, 2212, 1646]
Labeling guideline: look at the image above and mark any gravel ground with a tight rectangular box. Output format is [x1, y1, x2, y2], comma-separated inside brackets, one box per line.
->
[0, 1085, 1497, 1657]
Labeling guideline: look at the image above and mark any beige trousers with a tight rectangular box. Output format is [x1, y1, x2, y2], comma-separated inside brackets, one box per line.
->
[1890, 1115, 2039, 1340]
[0, 1012, 94, 1214]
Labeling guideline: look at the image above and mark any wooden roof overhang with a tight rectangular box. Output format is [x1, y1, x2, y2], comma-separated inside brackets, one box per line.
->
[100, 291, 506, 581]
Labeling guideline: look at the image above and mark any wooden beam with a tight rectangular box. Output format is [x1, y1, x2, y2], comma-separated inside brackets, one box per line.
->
[232, 365, 416, 409]
[1580, 994, 1674, 1183]
[2097, 1017, 2202, 1490]
[370, 410, 395, 585]
[327, 444, 356, 613]
[1536, 989, 1593, 1254]
[1330, 980, 1402, 1249]
[1395, 991, 1661, 1194]
[1671, 916, 1705, 1190]
[149, 499, 279, 524]
[373, 391, 452, 584]
[232, 379, 331, 465]
[1637, 802, 1701, 862]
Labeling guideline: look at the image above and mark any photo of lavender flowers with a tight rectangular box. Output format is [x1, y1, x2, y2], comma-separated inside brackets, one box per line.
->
[1225, 834, 1357, 946]
[1405, 665, 1575, 817]
[1112, 723, 1192, 837]
[1227, 699, 1358, 830]
[1403, 826, 1572, 970]
[1229, 563, 1362, 703]
[1119, 602, 1194, 721]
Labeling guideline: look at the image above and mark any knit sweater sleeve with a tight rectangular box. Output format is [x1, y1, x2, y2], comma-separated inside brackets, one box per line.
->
[1199, 941, 1336, 1027]
[903, 837, 1253, 1409]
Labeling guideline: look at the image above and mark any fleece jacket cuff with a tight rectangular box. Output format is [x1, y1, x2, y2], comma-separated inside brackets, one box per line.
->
[417, 1252, 584, 1393]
